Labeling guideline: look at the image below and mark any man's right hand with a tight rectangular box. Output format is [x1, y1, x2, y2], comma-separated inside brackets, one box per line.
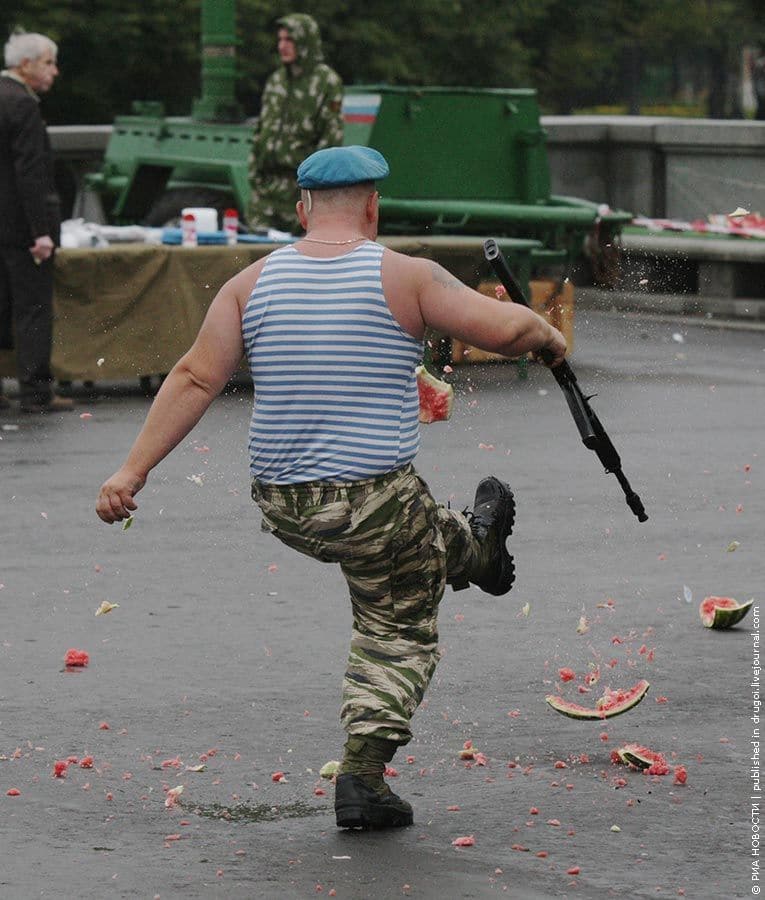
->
[96, 468, 146, 523]
[537, 325, 567, 368]
[29, 235, 55, 264]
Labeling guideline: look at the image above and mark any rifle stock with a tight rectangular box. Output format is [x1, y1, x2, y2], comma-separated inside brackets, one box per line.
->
[483, 238, 648, 523]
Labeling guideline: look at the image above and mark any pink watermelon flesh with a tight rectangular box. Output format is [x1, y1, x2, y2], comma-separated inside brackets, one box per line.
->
[699, 596, 753, 629]
[416, 365, 453, 424]
[546, 679, 650, 720]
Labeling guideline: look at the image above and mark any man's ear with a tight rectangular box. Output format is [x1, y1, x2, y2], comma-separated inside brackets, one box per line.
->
[366, 191, 379, 223]
[296, 200, 309, 230]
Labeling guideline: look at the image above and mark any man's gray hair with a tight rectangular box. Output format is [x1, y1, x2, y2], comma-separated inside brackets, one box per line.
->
[4, 30, 57, 69]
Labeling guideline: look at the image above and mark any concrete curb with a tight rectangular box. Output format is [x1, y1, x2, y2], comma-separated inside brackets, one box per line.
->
[576, 286, 765, 331]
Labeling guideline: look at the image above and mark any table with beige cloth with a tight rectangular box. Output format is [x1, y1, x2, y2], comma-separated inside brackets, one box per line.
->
[0, 237, 544, 382]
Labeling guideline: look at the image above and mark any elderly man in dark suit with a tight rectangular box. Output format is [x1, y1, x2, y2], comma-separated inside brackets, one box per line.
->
[0, 30, 72, 413]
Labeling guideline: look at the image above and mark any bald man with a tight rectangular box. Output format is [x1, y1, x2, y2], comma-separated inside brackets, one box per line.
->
[97, 146, 566, 829]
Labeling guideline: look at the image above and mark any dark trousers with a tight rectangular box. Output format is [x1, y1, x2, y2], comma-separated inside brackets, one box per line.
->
[0, 245, 54, 402]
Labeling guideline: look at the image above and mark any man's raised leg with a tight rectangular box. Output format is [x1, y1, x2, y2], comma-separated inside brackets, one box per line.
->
[441, 476, 516, 596]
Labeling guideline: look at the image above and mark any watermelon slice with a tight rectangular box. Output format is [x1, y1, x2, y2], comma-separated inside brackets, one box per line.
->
[699, 596, 753, 629]
[416, 365, 453, 424]
[545, 679, 650, 720]
[614, 743, 669, 773]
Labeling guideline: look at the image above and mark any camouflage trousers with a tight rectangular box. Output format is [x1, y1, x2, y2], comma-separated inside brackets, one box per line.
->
[250, 464, 478, 745]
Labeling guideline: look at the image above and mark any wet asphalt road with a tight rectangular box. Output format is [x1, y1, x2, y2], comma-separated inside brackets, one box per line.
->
[1, 309, 763, 899]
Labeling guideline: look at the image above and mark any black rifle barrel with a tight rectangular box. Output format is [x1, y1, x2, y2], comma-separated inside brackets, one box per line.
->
[483, 239, 648, 523]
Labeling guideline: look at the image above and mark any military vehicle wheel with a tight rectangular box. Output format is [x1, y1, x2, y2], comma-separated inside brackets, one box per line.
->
[143, 188, 236, 228]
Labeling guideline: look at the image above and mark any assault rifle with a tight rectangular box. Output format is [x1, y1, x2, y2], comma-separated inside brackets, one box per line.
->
[483, 238, 648, 523]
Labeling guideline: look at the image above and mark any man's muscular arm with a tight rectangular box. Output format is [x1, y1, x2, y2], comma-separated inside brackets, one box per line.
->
[416, 260, 566, 365]
[95, 271, 252, 524]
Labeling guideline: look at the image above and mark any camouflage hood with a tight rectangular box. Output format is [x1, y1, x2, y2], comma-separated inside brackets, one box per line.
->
[277, 13, 324, 73]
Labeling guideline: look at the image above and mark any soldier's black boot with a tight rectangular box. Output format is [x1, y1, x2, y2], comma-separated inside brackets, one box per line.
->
[335, 735, 413, 829]
[467, 476, 516, 596]
[334, 773, 414, 829]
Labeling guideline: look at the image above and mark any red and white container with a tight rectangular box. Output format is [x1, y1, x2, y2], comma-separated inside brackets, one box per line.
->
[181, 212, 197, 247]
[223, 208, 239, 245]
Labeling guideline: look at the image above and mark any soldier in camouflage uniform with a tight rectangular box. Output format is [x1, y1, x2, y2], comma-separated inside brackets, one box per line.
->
[247, 14, 343, 233]
[96, 146, 566, 831]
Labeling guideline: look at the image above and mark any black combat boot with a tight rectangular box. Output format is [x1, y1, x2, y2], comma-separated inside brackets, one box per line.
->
[335, 773, 414, 829]
[467, 476, 516, 596]
[335, 734, 413, 829]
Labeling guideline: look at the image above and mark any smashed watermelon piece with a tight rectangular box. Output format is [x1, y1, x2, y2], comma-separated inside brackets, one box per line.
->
[699, 596, 753, 629]
[64, 648, 89, 667]
[459, 743, 476, 760]
[546, 679, 650, 720]
[415, 365, 453, 424]
[615, 743, 667, 770]
[95, 600, 119, 616]
[165, 785, 184, 808]
[319, 760, 340, 780]
[613, 743, 683, 778]
[452, 835, 475, 847]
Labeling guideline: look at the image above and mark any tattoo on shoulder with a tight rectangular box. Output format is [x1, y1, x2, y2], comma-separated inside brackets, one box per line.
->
[428, 262, 464, 291]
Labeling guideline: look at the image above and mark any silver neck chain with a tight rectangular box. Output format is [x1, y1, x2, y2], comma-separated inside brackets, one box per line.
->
[299, 235, 367, 245]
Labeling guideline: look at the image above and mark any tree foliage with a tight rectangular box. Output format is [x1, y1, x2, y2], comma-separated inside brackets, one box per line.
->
[2, 0, 764, 123]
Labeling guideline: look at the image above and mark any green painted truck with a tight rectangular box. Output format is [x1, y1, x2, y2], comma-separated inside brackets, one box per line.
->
[85, 0, 630, 274]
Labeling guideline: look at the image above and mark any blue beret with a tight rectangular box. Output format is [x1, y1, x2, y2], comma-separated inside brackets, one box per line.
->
[296, 146, 390, 189]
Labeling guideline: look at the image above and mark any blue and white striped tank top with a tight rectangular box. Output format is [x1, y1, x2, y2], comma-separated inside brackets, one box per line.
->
[241, 240, 422, 483]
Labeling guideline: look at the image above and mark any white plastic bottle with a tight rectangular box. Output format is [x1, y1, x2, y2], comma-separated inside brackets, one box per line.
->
[223, 208, 239, 246]
[181, 213, 198, 247]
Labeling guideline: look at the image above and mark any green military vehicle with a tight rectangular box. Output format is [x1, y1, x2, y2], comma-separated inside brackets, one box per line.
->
[86, 0, 630, 278]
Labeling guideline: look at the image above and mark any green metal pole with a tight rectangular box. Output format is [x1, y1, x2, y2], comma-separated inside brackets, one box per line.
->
[192, 0, 241, 122]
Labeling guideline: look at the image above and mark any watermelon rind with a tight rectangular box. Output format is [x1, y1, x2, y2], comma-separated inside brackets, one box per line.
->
[615, 743, 665, 769]
[545, 679, 650, 720]
[699, 596, 753, 629]
[319, 760, 340, 780]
